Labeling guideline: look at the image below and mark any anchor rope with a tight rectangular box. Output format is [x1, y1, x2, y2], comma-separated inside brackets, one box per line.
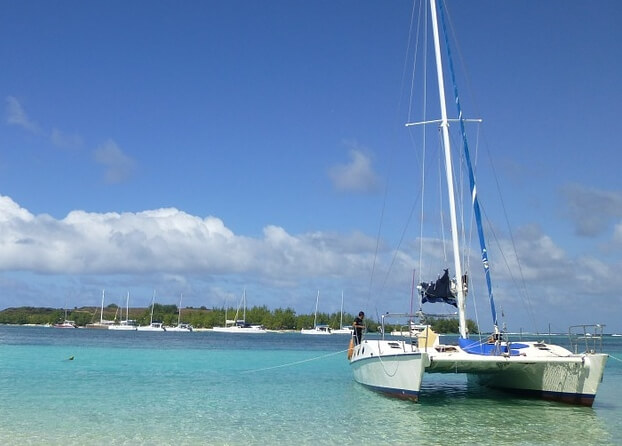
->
[240, 349, 348, 374]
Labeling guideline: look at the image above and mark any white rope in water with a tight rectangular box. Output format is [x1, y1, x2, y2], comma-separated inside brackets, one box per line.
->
[609, 354, 622, 363]
[240, 349, 349, 374]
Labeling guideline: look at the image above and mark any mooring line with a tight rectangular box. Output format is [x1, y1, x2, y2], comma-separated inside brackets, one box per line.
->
[609, 354, 622, 363]
[241, 349, 348, 374]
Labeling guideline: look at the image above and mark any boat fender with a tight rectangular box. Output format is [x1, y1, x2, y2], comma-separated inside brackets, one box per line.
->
[347, 338, 354, 360]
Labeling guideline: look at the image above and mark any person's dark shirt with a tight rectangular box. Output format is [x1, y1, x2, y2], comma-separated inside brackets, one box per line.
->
[353, 316, 364, 343]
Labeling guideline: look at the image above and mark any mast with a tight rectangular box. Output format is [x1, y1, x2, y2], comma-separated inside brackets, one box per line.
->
[437, 0, 498, 333]
[429, 0, 467, 338]
[150, 290, 155, 325]
[313, 290, 320, 328]
[100, 289, 105, 324]
[339, 290, 344, 329]
[126, 291, 130, 321]
[177, 293, 183, 326]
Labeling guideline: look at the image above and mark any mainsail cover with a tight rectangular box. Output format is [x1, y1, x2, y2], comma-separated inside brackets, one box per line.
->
[419, 269, 462, 307]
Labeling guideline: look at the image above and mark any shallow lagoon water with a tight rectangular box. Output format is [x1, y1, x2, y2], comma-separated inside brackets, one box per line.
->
[0, 326, 620, 445]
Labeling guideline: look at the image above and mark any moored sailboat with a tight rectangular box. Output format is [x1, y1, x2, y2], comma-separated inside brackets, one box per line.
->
[301, 290, 332, 335]
[109, 291, 138, 331]
[137, 291, 166, 332]
[166, 293, 193, 332]
[86, 289, 116, 330]
[332, 291, 354, 335]
[349, 0, 608, 406]
[211, 289, 266, 333]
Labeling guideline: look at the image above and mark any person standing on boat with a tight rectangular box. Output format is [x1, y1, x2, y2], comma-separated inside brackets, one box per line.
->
[353, 311, 365, 344]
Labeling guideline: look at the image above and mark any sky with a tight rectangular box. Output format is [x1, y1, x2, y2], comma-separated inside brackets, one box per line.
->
[1, 0, 621, 333]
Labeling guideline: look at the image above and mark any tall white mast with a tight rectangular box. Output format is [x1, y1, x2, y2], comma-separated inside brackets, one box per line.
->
[177, 293, 183, 326]
[150, 290, 155, 325]
[429, 0, 467, 338]
[126, 291, 130, 321]
[100, 289, 105, 324]
[313, 290, 320, 328]
[339, 290, 344, 329]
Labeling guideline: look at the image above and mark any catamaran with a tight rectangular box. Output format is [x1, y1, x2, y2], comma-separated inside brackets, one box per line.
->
[212, 289, 266, 333]
[349, 0, 608, 406]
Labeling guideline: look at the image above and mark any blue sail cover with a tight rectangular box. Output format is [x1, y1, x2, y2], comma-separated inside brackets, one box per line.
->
[420, 269, 458, 307]
[459, 337, 528, 356]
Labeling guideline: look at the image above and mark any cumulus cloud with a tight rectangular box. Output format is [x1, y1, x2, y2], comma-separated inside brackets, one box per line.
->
[0, 193, 620, 330]
[560, 183, 622, 237]
[5, 96, 40, 133]
[93, 139, 135, 183]
[0, 195, 378, 281]
[328, 148, 380, 193]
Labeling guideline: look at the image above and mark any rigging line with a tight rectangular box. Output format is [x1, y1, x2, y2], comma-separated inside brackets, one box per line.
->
[438, 0, 498, 330]
[485, 149, 539, 333]
[374, 340, 401, 377]
[478, 203, 536, 330]
[406, 0, 423, 120]
[417, 0, 428, 293]
[365, 4, 418, 314]
[379, 186, 422, 295]
[240, 349, 348, 374]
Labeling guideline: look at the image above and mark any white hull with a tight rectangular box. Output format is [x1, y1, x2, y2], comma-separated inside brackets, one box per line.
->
[301, 325, 332, 335]
[426, 341, 608, 406]
[349, 339, 429, 401]
[85, 322, 113, 330]
[108, 324, 138, 331]
[166, 326, 193, 332]
[108, 320, 138, 331]
[332, 327, 353, 335]
[54, 321, 77, 329]
[212, 326, 267, 334]
[137, 323, 166, 332]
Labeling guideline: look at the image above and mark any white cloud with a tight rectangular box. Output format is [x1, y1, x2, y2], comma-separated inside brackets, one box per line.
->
[93, 139, 135, 183]
[560, 183, 622, 237]
[5, 96, 40, 133]
[328, 148, 380, 193]
[0, 195, 378, 281]
[0, 194, 620, 331]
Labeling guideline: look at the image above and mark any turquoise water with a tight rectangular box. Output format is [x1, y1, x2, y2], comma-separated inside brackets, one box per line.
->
[0, 326, 620, 445]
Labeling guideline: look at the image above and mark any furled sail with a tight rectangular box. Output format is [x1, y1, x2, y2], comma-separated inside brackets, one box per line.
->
[419, 269, 467, 307]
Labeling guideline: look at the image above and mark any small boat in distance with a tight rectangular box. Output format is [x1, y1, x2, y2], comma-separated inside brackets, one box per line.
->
[301, 290, 332, 335]
[211, 289, 266, 333]
[54, 308, 76, 328]
[86, 289, 115, 330]
[166, 293, 193, 332]
[332, 291, 353, 335]
[54, 319, 77, 329]
[137, 291, 166, 332]
[109, 291, 138, 331]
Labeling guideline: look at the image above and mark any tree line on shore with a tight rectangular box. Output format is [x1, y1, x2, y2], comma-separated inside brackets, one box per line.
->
[0, 305, 478, 333]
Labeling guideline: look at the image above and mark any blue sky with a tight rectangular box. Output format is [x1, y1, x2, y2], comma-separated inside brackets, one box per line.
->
[1, 0, 621, 333]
